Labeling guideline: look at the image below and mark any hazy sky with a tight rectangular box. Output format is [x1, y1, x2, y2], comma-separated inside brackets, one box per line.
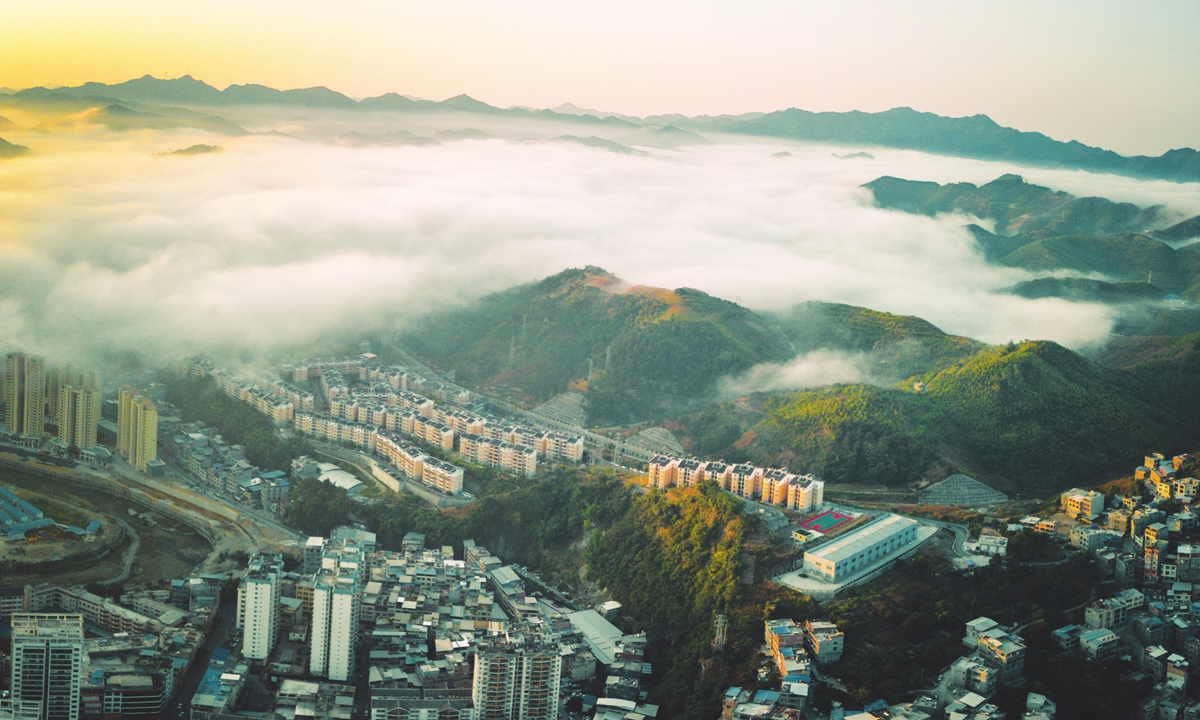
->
[2, 0, 1198, 156]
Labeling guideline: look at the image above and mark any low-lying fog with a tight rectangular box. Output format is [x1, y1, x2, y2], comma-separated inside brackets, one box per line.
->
[2, 102, 1199, 382]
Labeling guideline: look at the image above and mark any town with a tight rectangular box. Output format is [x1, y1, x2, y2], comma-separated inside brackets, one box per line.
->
[5, 347, 1200, 720]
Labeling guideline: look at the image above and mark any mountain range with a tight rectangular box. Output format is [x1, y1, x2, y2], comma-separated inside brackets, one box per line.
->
[6, 75, 1200, 181]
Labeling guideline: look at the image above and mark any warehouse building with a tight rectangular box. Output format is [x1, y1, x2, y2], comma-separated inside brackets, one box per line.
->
[803, 514, 919, 582]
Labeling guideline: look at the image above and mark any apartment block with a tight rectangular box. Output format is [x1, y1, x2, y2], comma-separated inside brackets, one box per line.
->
[10, 613, 85, 720]
[4, 353, 46, 438]
[116, 388, 157, 471]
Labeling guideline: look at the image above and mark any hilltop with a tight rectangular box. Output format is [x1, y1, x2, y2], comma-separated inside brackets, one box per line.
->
[0, 136, 30, 158]
[866, 174, 1164, 246]
[399, 267, 794, 422]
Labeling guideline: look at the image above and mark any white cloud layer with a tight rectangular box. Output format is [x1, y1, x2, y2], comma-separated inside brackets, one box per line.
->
[2, 116, 1200, 376]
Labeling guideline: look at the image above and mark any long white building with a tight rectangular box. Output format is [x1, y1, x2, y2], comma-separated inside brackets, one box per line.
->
[803, 514, 919, 582]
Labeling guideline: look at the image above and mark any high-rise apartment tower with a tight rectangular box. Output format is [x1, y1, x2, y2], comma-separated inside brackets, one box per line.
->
[116, 388, 157, 471]
[10, 614, 85, 720]
[4, 353, 46, 438]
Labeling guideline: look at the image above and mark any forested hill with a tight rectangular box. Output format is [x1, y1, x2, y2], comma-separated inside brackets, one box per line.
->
[865, 174, 1167, 243]
[674, 339, 1200, 493]
[770, 301, 986, 380]
[866, 174, 1200, 298]
[399, 267, 795, 423]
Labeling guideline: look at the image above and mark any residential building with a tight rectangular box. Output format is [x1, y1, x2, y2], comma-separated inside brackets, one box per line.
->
[472, 630, 562, 720]
[1060, 488, 1105, 520]
[1079, 628, 1119, 661]
[4, 353, 46, 437]
[310, 543, 364, 682]
[56, 372, 101, 449]
[10, 613, 85, 720]
[116, 389, 157, 471]
[1084, 589, 1145, 630]
[237, 553, 284, 661]
[804, 619, 844, 665]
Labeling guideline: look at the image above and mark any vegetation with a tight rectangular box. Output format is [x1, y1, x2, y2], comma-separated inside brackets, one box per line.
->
[400, 267, 793, 423]
[753, 385, 940, 487]
[866, 175, 1200, 296]
[823, 552, 1145, 718]
[671, 339, 1200, 492]
[586, 482, 750, 718]
[770, 301, 985, 380]
[866, 174, 1163, 244]
[1006, 530, 1061, 562]
[160, 373, 313, 472]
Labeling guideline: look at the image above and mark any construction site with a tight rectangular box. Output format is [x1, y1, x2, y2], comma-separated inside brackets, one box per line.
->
[0, 452, 300, 590]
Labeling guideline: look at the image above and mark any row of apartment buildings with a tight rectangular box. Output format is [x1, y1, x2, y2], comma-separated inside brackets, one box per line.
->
[647, 456, 825, 512]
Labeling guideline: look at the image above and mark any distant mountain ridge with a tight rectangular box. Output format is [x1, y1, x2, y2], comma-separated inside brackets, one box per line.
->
[12, 75, 1200, 182]
[866, 174, 1200, 297]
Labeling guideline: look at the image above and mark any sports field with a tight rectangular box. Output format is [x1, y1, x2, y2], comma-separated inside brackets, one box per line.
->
[800, 510, 854, 533]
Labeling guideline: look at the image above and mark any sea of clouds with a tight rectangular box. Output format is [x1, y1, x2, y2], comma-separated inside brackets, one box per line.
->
[2, 109, 1199, 390]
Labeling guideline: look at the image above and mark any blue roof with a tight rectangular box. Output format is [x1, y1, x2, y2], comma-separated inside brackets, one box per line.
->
[724, 687, 743, 699]
[754, 690, 781, 703]
[210, 647, 231, 663]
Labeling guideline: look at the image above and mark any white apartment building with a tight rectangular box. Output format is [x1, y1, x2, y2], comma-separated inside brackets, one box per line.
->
[310, 543, 364, 682]
[237, 554, 284, 661]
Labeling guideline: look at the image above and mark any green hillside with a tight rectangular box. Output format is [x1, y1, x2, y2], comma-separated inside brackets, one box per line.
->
[672, 339, 1198, 492]
[1151, 214, 1200, 242]
[1006, 278, 1167, 304]
[399, 267, 794, 422]
[918, 341, 1175, 483]
[771, 301, 986, 379]
[1000, 234, 1184, 290]
[866, 174, 1163, 241]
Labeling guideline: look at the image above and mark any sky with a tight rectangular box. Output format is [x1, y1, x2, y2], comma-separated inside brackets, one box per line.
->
[2, 0, 1199, 156]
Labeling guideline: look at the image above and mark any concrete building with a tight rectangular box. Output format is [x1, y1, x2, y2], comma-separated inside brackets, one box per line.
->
[804, 620, 844, 665]
[4, 353, 46, 438]
[803, 514, 919, 582]
[55, 370, 101, 449]
[237, 553, 284, 661]
[472, 631, 562, 720]
[10, 613, 85, 720]
[310, 544, 363, 682]
[1084, 589, 1145, 630]
[1060, 488, 1105, 520]
[116, 389, 157, 472]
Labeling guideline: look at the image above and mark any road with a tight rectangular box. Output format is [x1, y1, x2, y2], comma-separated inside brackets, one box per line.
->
[162, 591, 237, 720]
[101, 517, 141, 586]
